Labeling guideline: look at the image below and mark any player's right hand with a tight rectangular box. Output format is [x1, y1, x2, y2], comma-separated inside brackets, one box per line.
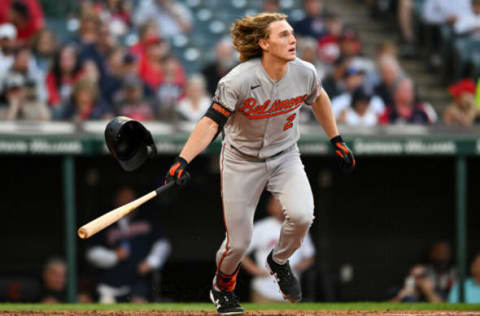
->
[330, 135, 356, 173]
[165, 156, 190, 185]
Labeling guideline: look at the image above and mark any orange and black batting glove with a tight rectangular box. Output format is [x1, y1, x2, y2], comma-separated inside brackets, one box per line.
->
[165, 156, 188, 185]
[330, 135, 356, 173]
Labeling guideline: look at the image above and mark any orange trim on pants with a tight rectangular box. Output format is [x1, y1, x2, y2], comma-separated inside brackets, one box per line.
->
[216, 143, 230, 286]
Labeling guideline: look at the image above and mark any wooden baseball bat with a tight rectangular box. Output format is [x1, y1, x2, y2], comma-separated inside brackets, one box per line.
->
[77, 181, 175, 239]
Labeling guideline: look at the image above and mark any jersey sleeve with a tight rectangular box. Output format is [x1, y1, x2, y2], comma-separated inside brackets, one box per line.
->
[305, 67, 322, 105]
[213, 78, 239, 112]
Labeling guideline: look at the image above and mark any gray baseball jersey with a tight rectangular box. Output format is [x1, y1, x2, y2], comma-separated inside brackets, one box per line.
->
[212, 57, 319, 284]
[213, 57, 321, 158]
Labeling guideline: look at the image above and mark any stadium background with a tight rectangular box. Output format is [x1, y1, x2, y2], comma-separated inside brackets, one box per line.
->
[0, 0, 479, 307]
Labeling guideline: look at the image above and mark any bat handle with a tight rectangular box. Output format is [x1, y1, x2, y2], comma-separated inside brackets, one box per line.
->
[158, 171, 191, 193]
[177, 171, 191, 187]
[155, 180, 175, 195]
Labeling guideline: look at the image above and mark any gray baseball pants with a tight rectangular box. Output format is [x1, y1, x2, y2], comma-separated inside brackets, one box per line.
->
[216, 142, 314, 275]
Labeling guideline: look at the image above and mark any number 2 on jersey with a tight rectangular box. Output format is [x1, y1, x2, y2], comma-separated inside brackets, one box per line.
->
[283, 113, 297, 131]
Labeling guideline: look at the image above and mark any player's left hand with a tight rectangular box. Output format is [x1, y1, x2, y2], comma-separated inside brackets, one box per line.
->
[330, 135, 356, 173]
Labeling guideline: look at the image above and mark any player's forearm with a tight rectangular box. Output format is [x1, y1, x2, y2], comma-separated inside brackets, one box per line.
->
[312, 89, 339, 139]
[241, 257, 267, 276]
[179, 116, 219, 163]
[423, 288, 443, 302]
[240, 257, 257, 275]
[295, 256, 315, 274]
[86, 246, 118, 268]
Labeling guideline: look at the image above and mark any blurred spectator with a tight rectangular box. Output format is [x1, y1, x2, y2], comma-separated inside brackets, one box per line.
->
[263, 0, 280, 13]
[122, 52, 138, 76]
[331, 67, 385, 119]
[116, 75, 155, 121]
[322, 55, 350, 99]
[339, 26, 376, 80]
[374, 56, 404, 108]
[376, 40, 399, 60]
[130, 21, 161, 61]
[70, 14, 106, 78]
[71, 13, 100, 46]
[448, 252, 480, 303]
[133, 0, 192, 39]
[0, 0, 44, 45]
[374, 41, 402, 74]
[241, 194, 315, 303]
[39, 257, 66, 303]
[101, 46, 127, 106]
[121, 51, 154, 97]
[0, 72, 49, 120]
[391, 241, 456, 302]
[444, 79, 480, 126]
[201, 38, 236, 97]
[155, 55, 185, 120]
[39, 257, 92, 303]
[423, 0, 471, 26]
[365, 41, 402, 91]
[138, 37, 171, 91]
[96, 22, 118, 60]
[380, 78, 437, 124]
[454, 0, 480, 37]
[293, 0, 327, 39]
[32, 29, 57, 78]
[338, 27, 361, 60]
[55, 78, 111, 122]
[93, 0, 133, 37]
[317, 14, 343, 64]
[338, 87, 379, 127]
[298, 37, 327, 80]
[46, 45, 82, 108]
[297, 37, 327, 122]
[176, 74, 210, 122]
[80, 59, 101, 84]
[0, 23, 17, 74]
[86, 187, 171, 303]
[454, 2, 480, 77]
[0, 46, 47, 104]
[422, 0, 471, 69]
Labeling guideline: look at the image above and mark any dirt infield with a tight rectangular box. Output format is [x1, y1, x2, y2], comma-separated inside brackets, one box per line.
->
[2, 311, 480, 316]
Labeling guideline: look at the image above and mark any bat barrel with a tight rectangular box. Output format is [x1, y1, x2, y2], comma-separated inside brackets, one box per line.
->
[77, 189, 159, 239]
[78, 227, 89, 239]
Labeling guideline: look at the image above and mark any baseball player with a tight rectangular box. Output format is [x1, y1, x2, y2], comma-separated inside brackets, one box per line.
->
[165, 12, 355, 315]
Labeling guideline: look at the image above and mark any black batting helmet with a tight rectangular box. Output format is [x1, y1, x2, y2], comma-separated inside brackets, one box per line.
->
[104, 116, 157, 171]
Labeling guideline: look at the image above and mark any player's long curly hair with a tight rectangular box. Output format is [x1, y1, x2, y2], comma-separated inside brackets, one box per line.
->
[231, 12, 287, 62]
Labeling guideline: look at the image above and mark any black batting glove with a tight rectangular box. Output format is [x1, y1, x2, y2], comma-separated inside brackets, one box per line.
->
[330, 135, 356, 173]
[165, 156, 190, 186]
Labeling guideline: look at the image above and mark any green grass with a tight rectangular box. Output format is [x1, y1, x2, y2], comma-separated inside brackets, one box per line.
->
[0, 303, 480, 311]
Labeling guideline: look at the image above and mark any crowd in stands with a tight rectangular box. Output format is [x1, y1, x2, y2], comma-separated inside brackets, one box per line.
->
[365, 0, 480, 126]
[0, 0, 479, 126]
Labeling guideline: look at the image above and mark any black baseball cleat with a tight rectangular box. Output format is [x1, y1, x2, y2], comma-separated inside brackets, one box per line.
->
[266, 250, 302, 303]
[209, 288, 245, 315]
